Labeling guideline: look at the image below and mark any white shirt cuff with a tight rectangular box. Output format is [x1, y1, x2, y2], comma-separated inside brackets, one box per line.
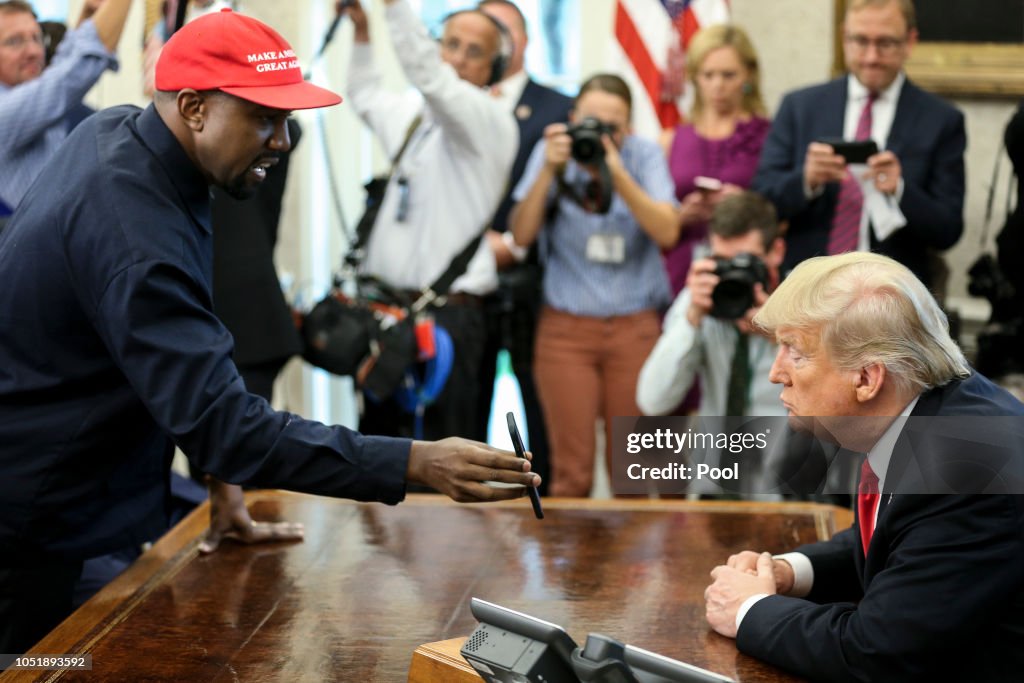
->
[774, 552, 814, 597]
[736, 552, 814, 633]
[736, 593, 770, 632]
[502, 230, 529, 263]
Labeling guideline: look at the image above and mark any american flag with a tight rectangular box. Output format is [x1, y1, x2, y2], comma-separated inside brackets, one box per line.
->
[612, 0, 731, 139]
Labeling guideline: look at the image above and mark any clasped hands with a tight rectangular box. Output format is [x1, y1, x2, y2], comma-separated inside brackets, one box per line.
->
[704, 551, 794, 638]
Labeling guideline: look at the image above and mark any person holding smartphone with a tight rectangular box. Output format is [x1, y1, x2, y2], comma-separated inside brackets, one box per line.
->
[659, 24, 771, 299]
[752, 0, 965, 293]
[510, 73, 678, 497]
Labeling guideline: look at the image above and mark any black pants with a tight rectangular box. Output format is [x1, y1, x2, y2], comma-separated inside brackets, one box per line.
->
[0, 555, 82, 654]
[474, 273, 550, 495]
[360, 303, 485, 444]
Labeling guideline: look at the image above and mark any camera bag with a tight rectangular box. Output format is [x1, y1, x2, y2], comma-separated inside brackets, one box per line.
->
[300, 115, 488, 399]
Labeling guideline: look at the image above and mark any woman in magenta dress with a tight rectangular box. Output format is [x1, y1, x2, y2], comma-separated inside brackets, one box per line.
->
[661, 25, 770, 297]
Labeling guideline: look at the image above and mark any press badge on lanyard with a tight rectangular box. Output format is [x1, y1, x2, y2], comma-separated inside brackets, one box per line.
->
[586, 233, 625, 264]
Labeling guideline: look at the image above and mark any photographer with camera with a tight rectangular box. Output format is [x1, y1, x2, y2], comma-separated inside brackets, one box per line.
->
[510, 73, 678, 497]
[637, 191, 785, 421]
[339, 0, 517, 443]
[971, 100, 1024, 382]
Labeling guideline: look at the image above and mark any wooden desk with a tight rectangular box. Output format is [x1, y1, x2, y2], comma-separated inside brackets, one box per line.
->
[4, 494, 850, 683]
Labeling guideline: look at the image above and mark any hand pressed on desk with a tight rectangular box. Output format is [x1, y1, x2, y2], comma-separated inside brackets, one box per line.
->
[199, 478, 305, 554]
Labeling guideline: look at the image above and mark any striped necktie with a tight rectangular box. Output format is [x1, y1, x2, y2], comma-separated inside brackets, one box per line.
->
[827, 92, 878, 255]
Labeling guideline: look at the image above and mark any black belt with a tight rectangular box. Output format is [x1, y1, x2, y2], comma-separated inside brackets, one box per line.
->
[400, 289, 482, 308]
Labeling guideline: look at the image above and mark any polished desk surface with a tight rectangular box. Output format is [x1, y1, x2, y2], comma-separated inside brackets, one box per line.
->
[5, 493, 851, 683]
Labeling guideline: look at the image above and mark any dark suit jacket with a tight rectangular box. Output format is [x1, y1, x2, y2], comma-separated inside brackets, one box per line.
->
[490, 78, 572, 233]
[752, 76, 965, 289]
[212, 119, 303, 367]
[738, 373, 1024, 682]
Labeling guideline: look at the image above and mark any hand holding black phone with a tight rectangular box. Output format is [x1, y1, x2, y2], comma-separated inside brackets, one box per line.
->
[817, 137, 879, 164]
[507, 412, 544, 519]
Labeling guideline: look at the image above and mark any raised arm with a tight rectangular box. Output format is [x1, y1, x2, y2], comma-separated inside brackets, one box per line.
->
[380, 0, 515, 156]
[88, 0, 133, 52]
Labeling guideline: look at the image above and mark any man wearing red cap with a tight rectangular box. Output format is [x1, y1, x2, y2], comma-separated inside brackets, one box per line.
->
[0, 9, 539, 654]
[340, 0, 518, 444]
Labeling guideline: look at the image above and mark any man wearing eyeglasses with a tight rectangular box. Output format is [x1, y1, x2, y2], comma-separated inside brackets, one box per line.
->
[752, 0, 965, 295]
[337, 0, 517, 445]
[0, 0, 132, 226]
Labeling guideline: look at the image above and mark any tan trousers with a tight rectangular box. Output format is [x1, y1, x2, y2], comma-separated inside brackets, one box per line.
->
[533, 307, 661, 497]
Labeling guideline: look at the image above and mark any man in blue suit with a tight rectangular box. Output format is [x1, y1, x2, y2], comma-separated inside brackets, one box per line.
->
[752, 0, 965, 292]
[477, 0, 572, 493]
[704, 252, 1024, 682]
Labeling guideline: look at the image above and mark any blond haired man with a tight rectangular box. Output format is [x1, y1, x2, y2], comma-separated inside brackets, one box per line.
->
[704, 252, 1024, 681]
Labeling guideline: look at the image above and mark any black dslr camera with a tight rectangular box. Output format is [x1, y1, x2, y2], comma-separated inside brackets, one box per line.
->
[710, 253, 770, 320]
[968, 254, 1017, 323]
[568, 117, 614, 165]
[968, 253, 1024, 377]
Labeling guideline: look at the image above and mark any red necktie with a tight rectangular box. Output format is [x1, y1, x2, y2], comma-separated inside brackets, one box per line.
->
[827, 92, 878, 255]
[857, 457, 880, 557]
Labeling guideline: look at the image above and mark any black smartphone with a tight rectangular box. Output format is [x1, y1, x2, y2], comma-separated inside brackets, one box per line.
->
[817, 137, 878, 164]
[507, 412, 543, 519]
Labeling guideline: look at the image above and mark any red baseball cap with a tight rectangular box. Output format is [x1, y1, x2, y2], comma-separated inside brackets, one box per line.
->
[155, 9, 341, 111]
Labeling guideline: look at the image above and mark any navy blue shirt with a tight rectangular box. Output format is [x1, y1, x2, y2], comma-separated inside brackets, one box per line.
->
[0, 105, 410, 560]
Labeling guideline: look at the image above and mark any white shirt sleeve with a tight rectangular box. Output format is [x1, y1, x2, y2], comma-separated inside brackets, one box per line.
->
[775, 551, 815, 598]
[384, 1, 516, 157]
[636, 288, 702, 415]
[346, 43, 421, 159]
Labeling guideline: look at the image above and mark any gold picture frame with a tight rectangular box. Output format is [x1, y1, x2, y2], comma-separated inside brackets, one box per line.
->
[833, 0, 1024, 99]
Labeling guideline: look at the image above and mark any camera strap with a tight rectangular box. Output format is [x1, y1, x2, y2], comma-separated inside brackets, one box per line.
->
[343, 112, 487, 312]
[347, 114, 423, 264]
[555, 162, 613, 215]
[979, 150, 1003, 250]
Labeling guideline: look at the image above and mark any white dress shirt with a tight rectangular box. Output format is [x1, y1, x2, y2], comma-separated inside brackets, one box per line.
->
[844, 72, 903, 153]
[346, 1, 518, 295]
[489, 69, 528, 114]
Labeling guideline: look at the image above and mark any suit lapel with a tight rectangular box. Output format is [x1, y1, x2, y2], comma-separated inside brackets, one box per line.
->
[885, 78, 920, 154]
[872, 383, 943, 551]
[822, 78, 848, 139]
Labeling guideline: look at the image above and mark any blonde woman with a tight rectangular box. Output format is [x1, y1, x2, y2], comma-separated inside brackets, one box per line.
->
[660, 25, 769, 297]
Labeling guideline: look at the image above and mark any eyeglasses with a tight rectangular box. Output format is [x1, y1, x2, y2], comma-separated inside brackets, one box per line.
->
[844, 33, 907, 56]
[440, 38, 490, 63]
[0, 32, 43, 51]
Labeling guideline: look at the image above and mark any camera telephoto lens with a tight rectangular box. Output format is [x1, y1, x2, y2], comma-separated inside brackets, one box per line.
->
[568, 117, 609, 165]
[710, 253, 770, 320]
